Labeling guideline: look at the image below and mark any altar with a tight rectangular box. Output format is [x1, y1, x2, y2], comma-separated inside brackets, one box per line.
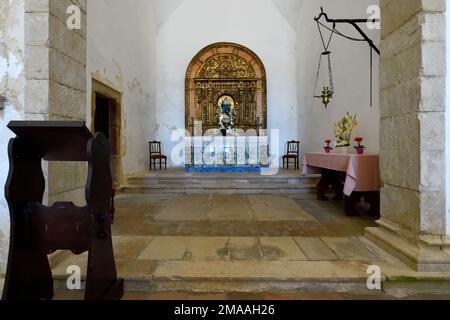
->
[185, 129, 271, 173]
[183, 43, 269, 173]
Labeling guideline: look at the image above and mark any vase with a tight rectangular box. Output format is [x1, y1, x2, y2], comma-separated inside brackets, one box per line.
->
[336, 146, 350, 154]
[356, 148, 365, 155]
[324, 147, 332, 154]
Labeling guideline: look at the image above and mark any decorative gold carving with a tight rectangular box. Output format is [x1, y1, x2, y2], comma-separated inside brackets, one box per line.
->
[197, 55, 256, 79]
[186, 43, 267, 134]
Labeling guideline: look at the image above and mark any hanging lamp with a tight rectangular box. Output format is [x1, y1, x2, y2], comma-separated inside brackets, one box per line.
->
[313, 22, 335, 108]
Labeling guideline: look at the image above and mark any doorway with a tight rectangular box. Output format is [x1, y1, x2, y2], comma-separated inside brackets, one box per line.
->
[91, 79, 122, 187]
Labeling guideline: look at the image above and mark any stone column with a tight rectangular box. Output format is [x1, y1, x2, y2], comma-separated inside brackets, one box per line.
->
[366, 0, 450, 271]
[25, 0, 87, 205]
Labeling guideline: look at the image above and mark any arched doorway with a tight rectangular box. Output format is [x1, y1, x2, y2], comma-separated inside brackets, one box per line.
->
[185, 42, 267, 134]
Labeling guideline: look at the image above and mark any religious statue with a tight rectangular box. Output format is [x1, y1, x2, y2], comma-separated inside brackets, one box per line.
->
[216, 96, 237, 132]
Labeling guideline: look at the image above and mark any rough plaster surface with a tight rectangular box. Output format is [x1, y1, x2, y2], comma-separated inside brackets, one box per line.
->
[87, 0, 157, 177]
[0, 0, 26, 273]
[297, 0, 381, 155]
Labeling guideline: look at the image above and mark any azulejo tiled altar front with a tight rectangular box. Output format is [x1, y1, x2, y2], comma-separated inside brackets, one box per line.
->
[184, 130, 273, 172]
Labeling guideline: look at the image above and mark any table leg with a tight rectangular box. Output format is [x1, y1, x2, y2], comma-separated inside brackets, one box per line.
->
[344, 194, 361, 217]
[366, 192, 380, 218]
[317, 169, 330, 201]
[331, 173, 344, 201]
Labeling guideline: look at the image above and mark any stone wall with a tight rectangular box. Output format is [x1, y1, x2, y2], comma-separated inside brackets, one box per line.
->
[0, 0, 26, 274]
[25, 0, 87, 206]
[366, 0, 450, 272]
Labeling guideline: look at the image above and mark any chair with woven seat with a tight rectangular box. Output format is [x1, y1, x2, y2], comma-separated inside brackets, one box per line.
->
[149, 141, 167, 171]
[282, 140, 300, 170]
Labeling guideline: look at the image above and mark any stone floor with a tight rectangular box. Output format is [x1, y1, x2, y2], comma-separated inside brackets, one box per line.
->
[42, 190, 449, 300]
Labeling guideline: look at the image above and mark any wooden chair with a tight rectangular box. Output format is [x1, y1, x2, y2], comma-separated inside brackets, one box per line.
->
[149, 141, 167, 171]
[282, 140, 300, 170]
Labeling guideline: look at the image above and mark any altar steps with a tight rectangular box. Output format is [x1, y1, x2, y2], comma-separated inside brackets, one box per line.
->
[119, 170, 319, 196]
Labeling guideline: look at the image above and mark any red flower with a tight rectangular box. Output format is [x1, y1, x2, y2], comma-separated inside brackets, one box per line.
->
[325, 140, 332, 144]
[354, 137, 363, 143]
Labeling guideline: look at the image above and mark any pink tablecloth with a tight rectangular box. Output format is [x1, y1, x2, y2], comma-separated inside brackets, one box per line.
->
[302, 152, 381, 196]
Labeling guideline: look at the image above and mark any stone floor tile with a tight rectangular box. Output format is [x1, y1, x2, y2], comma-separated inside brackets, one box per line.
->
[206, 195, 251, 221]
[138, 237, 191, 261]
[321, 237, 379, 261]
[51, 252, 88, 278]
[53, 290, 84, 300]
[122, 292, 152, 300]
[264, 293, 346, 300]
[259, 237, 307, 261]
[154, 195, 210, 221]
[255, 221, 307, 237]
[116, 260, 157, 278]
[152, 260, 369, 280]
[227, 293, 266, 300]
[248, 195, 316, 221]
[147, 292, 190, 300]
[294, 237, 338, 261]
[112, 236, 154, 260]
[229, 237, 262, 261]
[186, 237, 230, 261]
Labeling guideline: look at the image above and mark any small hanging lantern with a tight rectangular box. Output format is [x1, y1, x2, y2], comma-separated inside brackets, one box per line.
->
[321, 86, 332, 108]
[313, 22, 335, 108]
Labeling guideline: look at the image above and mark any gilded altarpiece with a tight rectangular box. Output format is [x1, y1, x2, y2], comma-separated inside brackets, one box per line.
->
[186, 43, 267, 134]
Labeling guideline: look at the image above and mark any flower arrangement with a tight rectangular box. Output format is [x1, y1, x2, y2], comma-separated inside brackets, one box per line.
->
[324, 140, 333, 153]
[334, 113, 358, 148]
[354, 137, 366, 155]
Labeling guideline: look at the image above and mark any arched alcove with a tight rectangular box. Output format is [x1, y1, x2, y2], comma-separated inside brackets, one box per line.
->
[185, 42, 267, 134]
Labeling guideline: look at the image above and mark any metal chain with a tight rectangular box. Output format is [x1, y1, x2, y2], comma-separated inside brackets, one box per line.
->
[314, 21, 335, 97]
[313, 54, 323, 98]
[328, 54, 334, 93]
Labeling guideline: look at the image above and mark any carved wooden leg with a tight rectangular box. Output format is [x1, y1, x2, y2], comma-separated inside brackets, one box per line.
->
[344, 193, 361, 217]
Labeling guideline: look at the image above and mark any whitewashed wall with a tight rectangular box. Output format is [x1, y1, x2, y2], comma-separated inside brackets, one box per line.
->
[0, 0, 25, 273]
[155, 0, 298, 165]
[87, 0, 157, 176]
[297, 0, 380, 154]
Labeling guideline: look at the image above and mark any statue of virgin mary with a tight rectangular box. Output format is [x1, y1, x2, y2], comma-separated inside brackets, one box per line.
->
[216, 96, 236, 131]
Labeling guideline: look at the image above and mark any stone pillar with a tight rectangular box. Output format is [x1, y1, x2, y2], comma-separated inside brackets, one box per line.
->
[366, 0, 450, 271]
[25, 0, 87, 205]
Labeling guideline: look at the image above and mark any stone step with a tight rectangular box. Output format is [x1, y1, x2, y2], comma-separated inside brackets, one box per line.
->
[118, 183, 317, 195]
[127, 176, 318, 186]
[52, 260, 378, 295]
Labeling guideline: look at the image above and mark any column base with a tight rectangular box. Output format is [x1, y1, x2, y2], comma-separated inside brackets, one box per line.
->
[366, 219, 450, 272]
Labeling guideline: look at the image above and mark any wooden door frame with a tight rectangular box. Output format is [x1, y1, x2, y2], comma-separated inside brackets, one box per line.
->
[91, 78, 122, 186]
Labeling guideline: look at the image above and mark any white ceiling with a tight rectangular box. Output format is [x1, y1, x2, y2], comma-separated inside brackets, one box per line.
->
[150, 0, 303, 31]
[150, 0, 185, 30]
[272, 0, 303, 31]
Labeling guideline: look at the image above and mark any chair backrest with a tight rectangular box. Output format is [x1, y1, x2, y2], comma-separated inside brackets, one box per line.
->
[149, 141, 162, 155]
[287, 140, 300, 155]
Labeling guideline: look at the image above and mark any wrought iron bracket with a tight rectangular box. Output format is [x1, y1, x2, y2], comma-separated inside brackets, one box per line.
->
[314, 7, 380, 55]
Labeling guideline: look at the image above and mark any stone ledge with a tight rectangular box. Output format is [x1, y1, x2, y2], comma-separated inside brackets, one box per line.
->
[366, 225, 450, 272]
